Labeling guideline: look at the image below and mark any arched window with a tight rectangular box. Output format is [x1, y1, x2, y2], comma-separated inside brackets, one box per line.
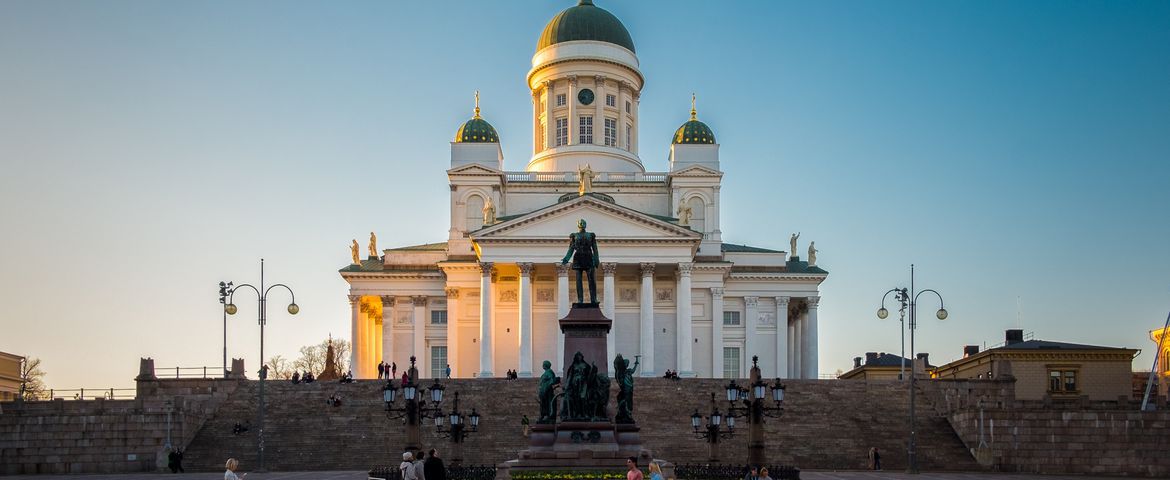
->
[465, 195, 485, 232]
[687, 196, 706, 234]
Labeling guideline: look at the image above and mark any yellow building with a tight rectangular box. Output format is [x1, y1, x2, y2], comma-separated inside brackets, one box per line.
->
[1148, 325, 1170, 398]
[0, 351, 24, 401]
[933, 329, 1138, 401]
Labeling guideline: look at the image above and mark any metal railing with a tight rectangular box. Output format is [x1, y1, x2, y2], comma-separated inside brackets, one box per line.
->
[38, 388, 137, 401]
[154, 366, 224, 379]
[504, 171, 668, 183]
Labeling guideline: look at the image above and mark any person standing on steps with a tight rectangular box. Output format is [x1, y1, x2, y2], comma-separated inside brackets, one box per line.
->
[413, 449, 427, 480]
[224, 458, 247, 480]
[869, 447, 882, 470]
[400, 452, 418, 480]
[424, 448, 446, 480]
[521, 414, 530, 437]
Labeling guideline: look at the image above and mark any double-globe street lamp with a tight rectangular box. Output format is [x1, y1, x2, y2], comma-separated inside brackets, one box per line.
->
[224, 259, 298, 472]
[435, 391, 481, 464]
[876, 264, 947, 474]
[691, 392, 736, 462]
[219, 281, 234, 378]
[384, 356, 480, 456]
[692, 356, 785, 467]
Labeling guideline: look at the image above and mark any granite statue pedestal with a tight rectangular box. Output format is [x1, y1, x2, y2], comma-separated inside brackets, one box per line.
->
[496, 305, 670, 479]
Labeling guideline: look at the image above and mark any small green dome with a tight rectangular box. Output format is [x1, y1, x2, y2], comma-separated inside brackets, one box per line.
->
[454, 92, 499, 143]
[673, 120, 715, 144]
[454, 118, 499, 143]
[673, 96, 716, 144]
[537, 0, 635, 53]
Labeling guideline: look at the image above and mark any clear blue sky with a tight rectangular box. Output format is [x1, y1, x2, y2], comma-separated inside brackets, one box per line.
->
[2, 0, 1168, 389]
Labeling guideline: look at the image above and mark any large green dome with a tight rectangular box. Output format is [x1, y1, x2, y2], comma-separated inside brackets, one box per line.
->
[673, 100, 716, 144]
[537, 0, 635, 53]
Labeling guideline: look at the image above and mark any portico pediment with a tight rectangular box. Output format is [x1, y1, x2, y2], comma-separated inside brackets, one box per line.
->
[470, 195, 701, 264]
[669, 164, 722, 177]
[447, 164, 503, 176]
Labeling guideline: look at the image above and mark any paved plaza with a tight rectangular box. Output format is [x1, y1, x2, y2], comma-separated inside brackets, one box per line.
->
[0, 472, 1125, 480]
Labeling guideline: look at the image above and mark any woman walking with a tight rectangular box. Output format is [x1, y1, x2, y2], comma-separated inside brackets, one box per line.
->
[224, 458, 246, 480]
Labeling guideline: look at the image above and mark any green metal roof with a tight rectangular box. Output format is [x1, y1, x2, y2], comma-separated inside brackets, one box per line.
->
[387, 242, 448, 252]
[454, 117, 499, 143]
[672, 119, 716, 145]
[537, 0, 635, 53]
[722, 243, 782, 254]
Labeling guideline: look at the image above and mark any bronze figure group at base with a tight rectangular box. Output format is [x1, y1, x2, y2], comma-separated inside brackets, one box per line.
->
[537, 352, 639, 425]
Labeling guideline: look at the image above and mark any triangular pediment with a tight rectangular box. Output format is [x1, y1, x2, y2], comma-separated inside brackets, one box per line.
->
[670, 164, 722, 177]
[447, 164, 503, 176]
[473, 196, 701, 241]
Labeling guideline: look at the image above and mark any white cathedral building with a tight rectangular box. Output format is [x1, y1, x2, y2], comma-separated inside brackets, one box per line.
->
[342, 0, 827, 380]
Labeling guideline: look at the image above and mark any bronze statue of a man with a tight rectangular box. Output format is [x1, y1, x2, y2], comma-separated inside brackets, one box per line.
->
[560, 219, 599, 305]
[537, 360, 560, 423]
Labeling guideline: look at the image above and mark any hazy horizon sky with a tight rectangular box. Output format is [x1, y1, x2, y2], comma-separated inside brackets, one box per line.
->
[2, 0, 1168, 390]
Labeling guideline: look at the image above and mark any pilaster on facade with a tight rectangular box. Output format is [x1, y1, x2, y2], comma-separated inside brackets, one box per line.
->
[710, 287, 725, 378]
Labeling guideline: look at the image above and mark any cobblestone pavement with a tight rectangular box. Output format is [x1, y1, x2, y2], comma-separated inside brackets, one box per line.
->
[1, 472, 1124, 480]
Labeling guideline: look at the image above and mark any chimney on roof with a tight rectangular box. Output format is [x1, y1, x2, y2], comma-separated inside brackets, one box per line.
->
[865, 352, 878, 364]
[853, 357, 862, 369]
[916, 352, 929, 365]
[964, 345, 980, 357]
[1005, 329, 1024, 346]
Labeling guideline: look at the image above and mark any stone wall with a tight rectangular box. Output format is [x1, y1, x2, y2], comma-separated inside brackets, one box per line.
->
[948, 408, 1170, 476]
[0, 379, 238, 475]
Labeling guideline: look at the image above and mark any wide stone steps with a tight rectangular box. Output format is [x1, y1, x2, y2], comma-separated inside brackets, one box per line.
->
[181, 378, 979, 472]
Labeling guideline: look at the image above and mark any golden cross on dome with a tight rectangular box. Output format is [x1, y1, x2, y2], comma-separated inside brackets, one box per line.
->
[474, 90, 481, 119]
[690, 92, 697, 121]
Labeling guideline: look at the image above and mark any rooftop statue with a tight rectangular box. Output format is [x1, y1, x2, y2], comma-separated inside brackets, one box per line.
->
[560, 219, 599, 305]
[483, 196, 496, 225]
[578, 164, 595, 196]
[350, 239, 361, 265]
[368, 231, 378, 258]
[808, 241, 818, 266]
[677, 202, 692, 226]
[790, 232, 800, 259]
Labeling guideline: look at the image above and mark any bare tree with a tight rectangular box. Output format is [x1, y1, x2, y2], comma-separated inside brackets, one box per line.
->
[20, 357, 48, 400]
[290, 338, 350, 376]
[265, 355, 294, 380]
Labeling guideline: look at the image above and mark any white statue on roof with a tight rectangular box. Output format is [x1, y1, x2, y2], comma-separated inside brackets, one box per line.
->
[808, 241, 817, 266]
[578, 164, 595, 196]
[482, 196, 496, 225]
[790, 232, 800, 259]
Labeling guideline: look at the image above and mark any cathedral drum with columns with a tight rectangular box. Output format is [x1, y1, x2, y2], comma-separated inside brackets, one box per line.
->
[340, 0, 827, 380]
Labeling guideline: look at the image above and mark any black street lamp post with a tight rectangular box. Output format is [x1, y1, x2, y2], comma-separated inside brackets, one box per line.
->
[219, 281, 233, 378]
[224, 259, 298, 472]
[383, 356, 446, 452]
[435, 391, 481, 464]
[691, 392, 735, 462]
[876, 264, 947, 474]
[692, 356, 785, 467]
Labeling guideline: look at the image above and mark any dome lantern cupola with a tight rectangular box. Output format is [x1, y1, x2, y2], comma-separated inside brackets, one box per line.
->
[454, 91, 500, 143]
[537, 0, 635, 53]
[672, 93, 716, 145]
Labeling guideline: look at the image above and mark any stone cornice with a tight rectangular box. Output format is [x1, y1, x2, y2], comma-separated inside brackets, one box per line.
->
[472, 195, 700, 241]
[728, 272, 828, 283]
[936, 348, 1139, 373]
[342, 271, 445, 281]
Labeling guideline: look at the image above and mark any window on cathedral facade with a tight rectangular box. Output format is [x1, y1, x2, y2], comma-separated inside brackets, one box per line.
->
[430, 310, 447, 325]
[556, 94, 566, 107]
[555, 117, 568, 146]
[625, 100, 631, 113]
[626, 124, 632, 150]
[604, 118, 617, 146]
[539, 120, 546, 149]
[723, 311, 740, 326]
[430, 346, 447, 378]
[723, 347, 741, 379]
[579, 115, 593, 144]
[606, 94, 616, 107]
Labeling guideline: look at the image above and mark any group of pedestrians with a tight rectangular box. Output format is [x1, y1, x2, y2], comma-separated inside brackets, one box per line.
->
[377, 361, 398, 380]
[398, 448, 447, 480]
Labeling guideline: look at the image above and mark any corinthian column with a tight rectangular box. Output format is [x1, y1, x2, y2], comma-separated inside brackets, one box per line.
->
[556, 263, 570, 373]
[445, 288, 459, 378]
[412, 296, 427, 375]
[776, 296, 790, 378]
[804, 296, 820, 379]
[677, 263, 694, 377]
[478, 262, 494, 378]
[639, 262, 655, 377]
[710, 288, 725, 378]
[602, 262, 617, 365]
[349, 295, 361, 378]
[744, 296, 759, 377]
[518, 262, 535, 378]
